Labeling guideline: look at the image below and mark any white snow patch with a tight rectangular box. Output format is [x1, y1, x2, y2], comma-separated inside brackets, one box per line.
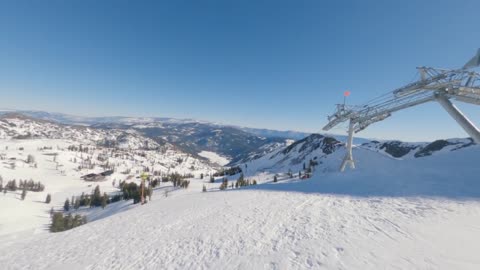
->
[198, 151, 230, 166]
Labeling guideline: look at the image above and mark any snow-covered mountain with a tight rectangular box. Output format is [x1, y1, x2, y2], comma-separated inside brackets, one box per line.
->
[240, 133, 477, 176]
[1, 110, 297, 164]
[361, 138, 475, 158]
[238, 127, 310, 140]
[0, 110, 204, 126]
[0, 113, 163, 150]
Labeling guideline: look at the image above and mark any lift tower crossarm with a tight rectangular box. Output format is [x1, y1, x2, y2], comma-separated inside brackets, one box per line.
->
[322, 49, 480, 171]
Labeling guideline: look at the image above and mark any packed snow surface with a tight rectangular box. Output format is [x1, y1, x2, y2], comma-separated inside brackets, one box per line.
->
[1, 142, 480, 269]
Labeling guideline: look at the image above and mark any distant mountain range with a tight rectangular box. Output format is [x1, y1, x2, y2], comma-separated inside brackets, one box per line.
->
[4, 109, 466, 169]
[0, 110, 308, 164]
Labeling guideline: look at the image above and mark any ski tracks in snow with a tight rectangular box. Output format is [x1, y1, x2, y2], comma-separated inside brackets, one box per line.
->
[1, 190, 480, 270]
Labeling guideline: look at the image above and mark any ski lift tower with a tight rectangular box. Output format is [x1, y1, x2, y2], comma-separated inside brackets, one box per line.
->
[323, 49, 480, 172]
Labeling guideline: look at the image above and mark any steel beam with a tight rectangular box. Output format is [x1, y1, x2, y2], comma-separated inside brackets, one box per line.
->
[435, 94, 480, 144]
[340, 120, 356, 172]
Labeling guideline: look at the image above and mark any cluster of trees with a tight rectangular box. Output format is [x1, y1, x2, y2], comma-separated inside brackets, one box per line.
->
[303, 159, 319, 174]
[77, 157, 96, 170]
[172, 178, 190, 189]
[213, 166, 242, 177]
[0, 179, 45, 192]
[218, 174, 257, 191]
[119, 181, 152, 204]
[162, 172, 193, 187]
[97, 153, 109, 162]
[26, 154, 35, 164]
[178, 179, 190, 189]
[18, 179, 45, 192]
[163, 172, 182, 183]
[50, 212, 87, 232]
[235, 173, 257, 188]
[149, 178, 161, 188]
[98, 139, 118, 148]
[64, 185, 112, 211]
[67, 145, 91, 153]
[219, 178, 229, 190]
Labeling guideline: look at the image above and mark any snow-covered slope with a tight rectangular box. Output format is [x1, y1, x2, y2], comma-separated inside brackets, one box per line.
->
[2, 112, 480, 270]
[0, 114, 221, 240]
[1, 141, 479, 269]
[240, 134, 344, 174]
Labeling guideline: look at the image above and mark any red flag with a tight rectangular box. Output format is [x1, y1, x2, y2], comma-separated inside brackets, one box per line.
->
[344, 91, 351, 97]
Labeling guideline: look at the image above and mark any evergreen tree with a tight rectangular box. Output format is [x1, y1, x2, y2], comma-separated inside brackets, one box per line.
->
[10, 179, 17, 191]
[45, 194, 52, 204]
[101, 193, 108, 209]
[92, 185, 102, 207]
[85, 196, 91, 207]
[50, 213, 87, 232]
[27, 154, 35, 164]
[79, 192, 85, 206]
[64, 214, 73, 230]
[64, 198, 70, 212]
[50, 212, 64, 232]
[219, 178, 228, 190]
[74, 198, 80, 210]
[21, 188, 27, 200]
[147, 187, 153, 201]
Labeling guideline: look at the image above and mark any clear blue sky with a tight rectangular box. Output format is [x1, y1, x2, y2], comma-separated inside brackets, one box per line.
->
[0, 0, 479, 141]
